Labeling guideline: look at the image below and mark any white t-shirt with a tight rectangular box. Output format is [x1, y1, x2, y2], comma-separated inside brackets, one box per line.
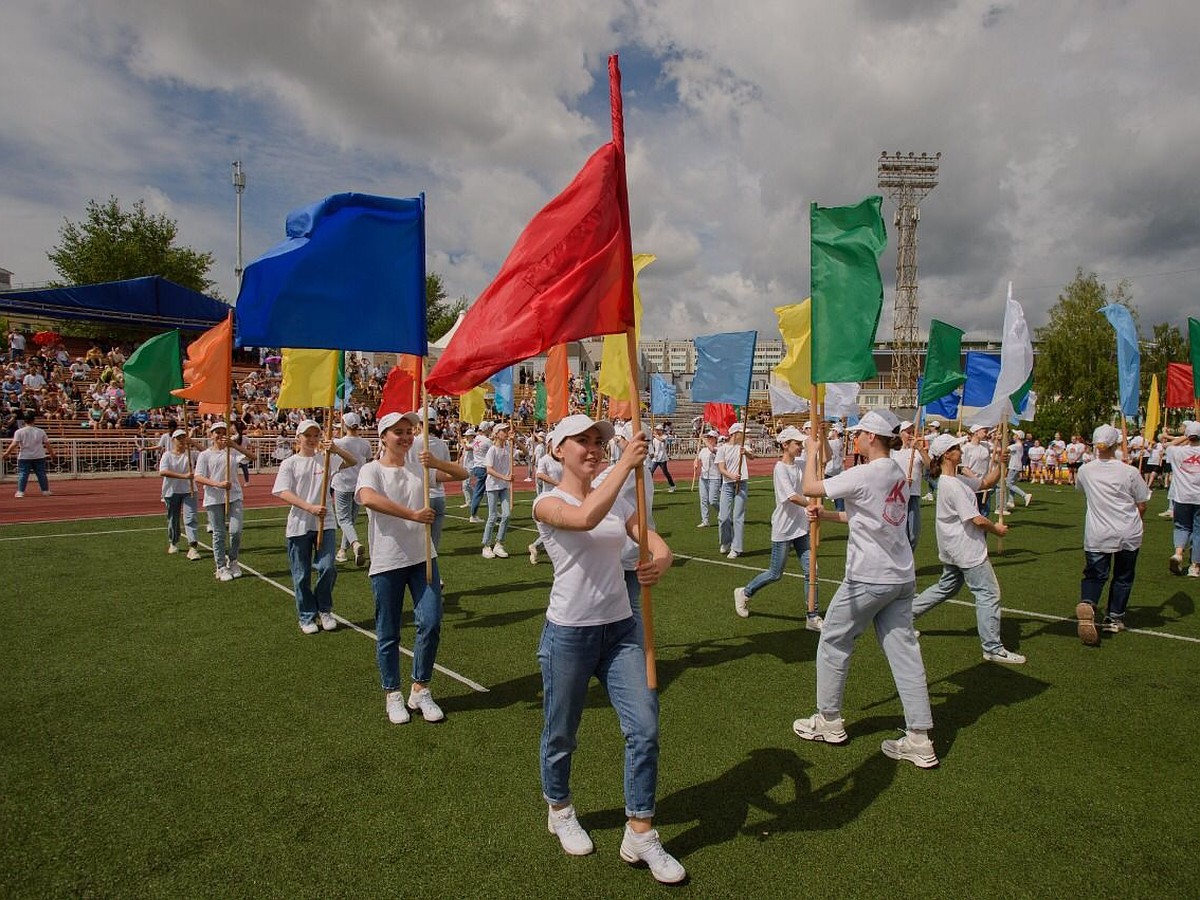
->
[484, 444, 512, 491]
[22, 373, 46, 391]
[717, 442, 749, 483]
[1008, 441, 1024, 469]
[356, 460, 435, 575]
[1148, 442, 1164, 466]
[1075, 458, 1151, 551]
[11, 424, 50, 460]
[592, 463, 656, 570]
[823, 456, 914, 584]
[158, 449, 198, 497]
[697, 446, 720, 480]
[408, 434, 451, 499]
[1165, 443, 1200, 504]
[533, 487, 636, 627]
[769, 460, 809, 542]
[330, 434, 373, 492]
[651, 436, 669, 463]
[933, 475, 989, 569]
[470, 435, 493, 468]
[272, 452, 343, 537]
[891, 447, 925, 488]
[1028, 445, 1045, 464]
[194, 446, 246, 506]
[824, 437, 844, 477]
[535, 454, 563, 494]
[960, 442, 990, 478]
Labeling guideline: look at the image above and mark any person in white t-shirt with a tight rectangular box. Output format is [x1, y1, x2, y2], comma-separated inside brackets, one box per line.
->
[530, 415, 682, 884]
[732, 427, 823, 630]
[891, 421, 930, 551]
[5, 410, 55, 497]
[355, 411, 442, 725]
[409, 412, 468, 557]
[528, 445, 564, 564]
[693, 430, 721, 527]
[272, 419, 357, 634]
[157, 428, 201, 559]
[1003, 430, 1032, 509]
[648, 424, 676, 492]
[717, 423, 755, 559]
[794, 408, 937, 769]
[1165, 421, 1200, 577]
[1075, 424, 1151, 644]
[482, 422, 514, 558]
[193, 421, 252, 581]
[331, 412, 373, 567]
[467, 422, 494, 522]
[960, 424, 993, 513]
[912, 433, 1025, 663]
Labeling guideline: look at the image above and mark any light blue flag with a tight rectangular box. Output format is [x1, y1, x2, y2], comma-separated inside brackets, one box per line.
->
[1099, 304, 1140, 418]
[691, 331, 757, 405]
[650, 374, 677, 415]
[491, 366, 514, 415]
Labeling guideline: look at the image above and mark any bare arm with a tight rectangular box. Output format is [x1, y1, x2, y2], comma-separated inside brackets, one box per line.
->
[534, 434, 649, 532]
[276, 489, 325, 517]
[355, 486, 436, 524]
[801, 435, 827, 497]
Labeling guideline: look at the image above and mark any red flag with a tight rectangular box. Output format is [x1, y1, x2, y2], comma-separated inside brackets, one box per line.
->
[1166, 363, 1194, 409]
[171, 313, 232, 413]
[544, 345, 570, 424]
[378, 354, 424, 415]
[704, 402, 737, 434]
[425, 146, 634, 394]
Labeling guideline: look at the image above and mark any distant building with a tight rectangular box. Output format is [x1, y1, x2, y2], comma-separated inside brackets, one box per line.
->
[0, 267, 12, 290]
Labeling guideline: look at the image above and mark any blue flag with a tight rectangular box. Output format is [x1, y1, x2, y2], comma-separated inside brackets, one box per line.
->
[650, 374, 677, 415]
[919, 376, 961, 420]
[963, 352, 1001, 408]
[691, 331, 757, 405]
[235, 193, 427, 354]
[1099, 304, 1140, 418]
[491, 366, 514, 415]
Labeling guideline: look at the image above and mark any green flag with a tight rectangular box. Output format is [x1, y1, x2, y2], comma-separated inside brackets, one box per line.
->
[534, 381, 547, 420]
[582, 371, 594, 406]
[1190, 318, 1200, 400]
[810, 196, 887, 384]
[918, 319, 967, 405]
[123, 331, 183, 411]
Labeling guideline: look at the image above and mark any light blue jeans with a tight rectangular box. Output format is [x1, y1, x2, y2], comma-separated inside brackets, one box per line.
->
[164, 493, 198, 546]
[429, 495, 446, 551]
[333, 489, 360, 550]
[286, 528, 338, 626]
[483, 488, 510, 546]
[745, 536, 817, 614]
[1005, 467, 1029, 503]
[719, 481, 748, 552]
[469, 466, 487, 517]
[537, 615, 659, 819]
[1172, 502, 1200, 563]
[372, 560, 442, 688]
[699, 476, 720, 525]
[816, 579, 932, 730]
[913, 560, 1004, 653]
[206, 500, 243, 569]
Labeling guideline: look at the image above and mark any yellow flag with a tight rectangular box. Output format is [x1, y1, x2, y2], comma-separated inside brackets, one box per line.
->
[278, 348, 340, 409]
[773, 299, 825, 403]
[597, 253, 655, 399]
[458, 385, 486, 426]
[1144, 374, 1160, 443]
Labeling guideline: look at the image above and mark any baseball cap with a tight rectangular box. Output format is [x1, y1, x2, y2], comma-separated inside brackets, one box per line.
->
[548, 414, 615, 450]
[729, 423, 745, 435]
[849, 409, 901, 437]
[378, 411, 420, 435]
[969, 423, 989, 434]
[297, 419, 322, 435]
[929, 433, 967, 458]
[704, 429, 719, 438]
[341, 413, 360, 429]
[171, 429, 187, 438]
[899, 420, 915, 432]
[1092, 424, 1120, 448]
[776, 426, 805, 444]
[1186, 421, 1200, 438]
[208, 421, 228, 433]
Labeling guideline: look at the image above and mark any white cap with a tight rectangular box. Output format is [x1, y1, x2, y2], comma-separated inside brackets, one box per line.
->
[208, 421, 228, 433]
[297, 419, 322, 435]
[927, 420, 941, 430]
[653, 423, 664, 432]
[776, 426, 805, 444]
[899, 420, 915, 432]
[1092, 424, 1120, 448]
[378, 411, 420, 435]
[1186, 421, 1200, 438]
[849, 409, 901, 438]
[341, 412, 360, 429]
[547, 414, 615, 450]
[969, 423, 989, 434]
[463, 427, 476, 436]
[704, 429, 719, 438]
[172, 429, 187, 438]
[929, 433, 968, 458]
[729, 422, 745, 435]
[494, 421, 511, 433]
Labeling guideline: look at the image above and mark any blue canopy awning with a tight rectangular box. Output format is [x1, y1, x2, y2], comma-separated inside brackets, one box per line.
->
[0, 276, 231, 331]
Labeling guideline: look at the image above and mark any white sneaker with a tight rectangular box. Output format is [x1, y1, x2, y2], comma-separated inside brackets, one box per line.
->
[319, 612, 337, 632]
[407, 687, 445, 722]
[168, 543, 179, 555]
[619, 826, 686, 884]
[493, 543, 509, 559]
[696, 522, 708, 528]
[528, 543, 539, 565]
[482, 546, 495, 559]
[335, 549, 348, 563]
[353, 541, 366, 567]
[733, 587, 750, 618]
[719, 544, 729, 554]
[385, 690, 411, 724]
[668, 487, 676, 493]
[923, 492, 934, 501]
[727, 550, 739, 560]
[881, 731, 939, 768]
[14, 491, 24, 498]
[547, 805, 594, 856]
[805, 614, 824, 632]
[1190, 564, 1200, 579]
[793, 712, 848, 744]
[299, 620, 320, 635]
[1169, 554, 1184, 575]
[186, 547, 202, 561]
[983, 647, 1026, 665]
[469, 516, 483, 524]
[1024, 493, 1033, 507]
[228, 561, 242, 578]
[215, 566, 233, 582]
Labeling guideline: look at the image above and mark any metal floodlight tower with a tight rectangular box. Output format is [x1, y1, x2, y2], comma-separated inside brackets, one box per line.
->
[232, 161, 247, 291]
[878, 150, 939, 411]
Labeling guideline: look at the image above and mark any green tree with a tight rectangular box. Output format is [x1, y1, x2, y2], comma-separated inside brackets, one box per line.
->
[426, 272, 467, 343]
[1033, 269, 1134, 437]
[1142, 321, 1187, 393]
[47, 197, 219, 295]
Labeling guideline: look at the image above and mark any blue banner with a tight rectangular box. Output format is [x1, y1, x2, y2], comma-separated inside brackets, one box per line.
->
[691, 331, 757, 405]
[650, 374, 677, 415]
[1100, 304, 1140, 417]
[490, 366, 513, 415]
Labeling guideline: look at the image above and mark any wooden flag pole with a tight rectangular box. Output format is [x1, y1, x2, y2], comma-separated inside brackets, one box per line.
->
[624, 327, 657, 689]
[1120, 416, 1130, 465]
[807, 388, 821, 615]
[421, 360, 433, 583]
[184, 401, 196, 497]
[996, 420, 1008, 555]
[315, 353, 340, 551]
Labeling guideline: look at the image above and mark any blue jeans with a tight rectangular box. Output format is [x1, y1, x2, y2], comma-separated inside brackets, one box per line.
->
[905, 494, 921, 552]
[286, 528, 338, 625]
[1005, 467, 1029, 502]
[372, 560, 442, 688]
[1172, 502, 1200, 563]
[483, 488, 510, 545]
[429, 495, 446, 551]
[164, 493, 198, 546]
[698, 477, 720, 525]
[1081, 549, 1138, 619]
[719, 481, 748, 552]
[913, 560, 1004, 653]
[333, 489, 360, 550]
[206, 501, 243, 569]
[537, 615, 659, 819]
[469, 466, 487, 517]
[816, 580, 931, 730]
[16, 458, 49, 493]
[745, 536, 814, 608]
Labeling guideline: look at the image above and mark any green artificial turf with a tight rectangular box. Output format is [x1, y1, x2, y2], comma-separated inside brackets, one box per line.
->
[2, 480, 1198, 898]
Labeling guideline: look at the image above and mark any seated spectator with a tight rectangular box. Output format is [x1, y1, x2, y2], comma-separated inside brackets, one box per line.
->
[70, 358, 91, 380]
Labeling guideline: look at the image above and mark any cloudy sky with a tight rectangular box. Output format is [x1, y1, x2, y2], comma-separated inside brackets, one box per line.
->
[2, 0, 1198, 344]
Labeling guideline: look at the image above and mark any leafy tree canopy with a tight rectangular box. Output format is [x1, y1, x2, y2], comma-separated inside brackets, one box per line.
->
[426, 272, 467, 343]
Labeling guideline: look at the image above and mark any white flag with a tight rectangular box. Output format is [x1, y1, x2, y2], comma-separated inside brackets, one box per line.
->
[975, 282, 1033, 427]
[768, 376, 809, 414]
[824, 382, 861, 420]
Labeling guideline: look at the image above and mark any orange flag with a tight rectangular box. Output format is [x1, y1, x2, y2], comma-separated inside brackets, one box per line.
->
[544, 344, 570, 424]
[608, 398, 633, 419]
[378, 354, 424, 415]
[172, 313, 232, 414]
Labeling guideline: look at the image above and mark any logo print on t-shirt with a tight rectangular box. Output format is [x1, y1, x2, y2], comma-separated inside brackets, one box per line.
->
[1181, 452, 1200, 473]
[883, 479, 907, 526]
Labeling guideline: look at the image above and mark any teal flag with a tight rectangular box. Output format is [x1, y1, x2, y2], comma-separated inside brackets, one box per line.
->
[918, 320, 967, 405]
[123, 331, 183, 411]
[1190, 318, 1200, 400]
